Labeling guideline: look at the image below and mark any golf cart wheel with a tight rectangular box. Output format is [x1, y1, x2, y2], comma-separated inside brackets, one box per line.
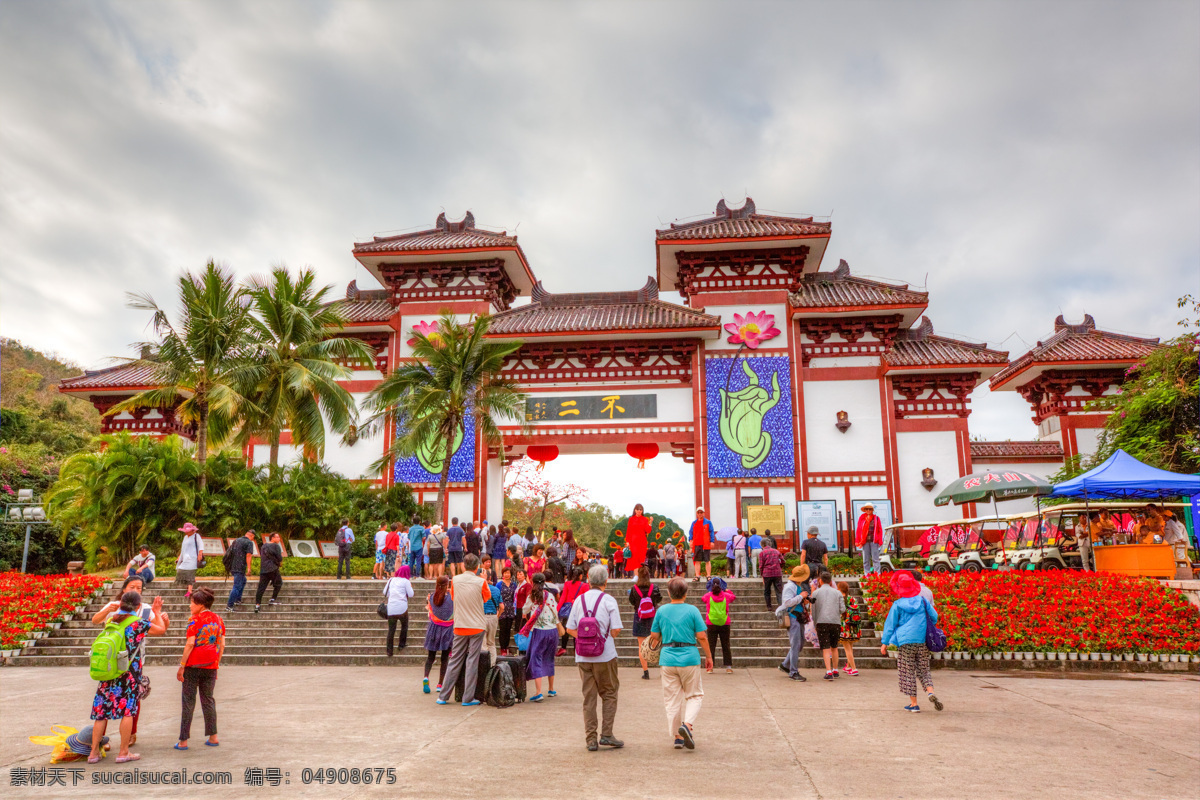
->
[1013, 560, 1028, 572]
[962, 562, 983, 573]
[932, 563, 952, 574]
[1039, 561, 1062, 571]
[879, 563, 894, 573]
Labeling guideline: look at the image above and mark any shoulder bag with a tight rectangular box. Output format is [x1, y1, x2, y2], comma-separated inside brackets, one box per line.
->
[923, 599, 947, 653]
[377, 581, 390, 619]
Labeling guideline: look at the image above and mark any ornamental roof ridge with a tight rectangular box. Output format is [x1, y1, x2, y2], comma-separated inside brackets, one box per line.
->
[969, 440, 1065, 458]
[529, 276, 659, 307]
[989, 315, 1160, 388]
[789, 259, 929, 308]
[886, 317, 1009, 367]
[656, 197, 831, 241]
[353, 211, 519, 254]
[60, 360, 162, 390]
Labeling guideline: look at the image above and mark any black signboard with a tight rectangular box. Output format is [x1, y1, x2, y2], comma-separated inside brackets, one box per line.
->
[525, 394, 657, 421]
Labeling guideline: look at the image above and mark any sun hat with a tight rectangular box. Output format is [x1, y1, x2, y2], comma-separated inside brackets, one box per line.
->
[891, 571, 919, 598]
[790, 564, 811, 583]
[861, 503, 875, 511]
[178, 522, 199, 534]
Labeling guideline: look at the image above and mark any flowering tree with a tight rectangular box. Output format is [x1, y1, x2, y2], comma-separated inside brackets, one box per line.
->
[503, 456, 588, 533]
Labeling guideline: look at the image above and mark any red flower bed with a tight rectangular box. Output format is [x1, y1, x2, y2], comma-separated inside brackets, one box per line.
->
[0, 571, 106, 649]
[860, 571, 1200, 655]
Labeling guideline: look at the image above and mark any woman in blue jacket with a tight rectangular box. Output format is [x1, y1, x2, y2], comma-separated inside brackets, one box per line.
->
[879, 572, 943, 713]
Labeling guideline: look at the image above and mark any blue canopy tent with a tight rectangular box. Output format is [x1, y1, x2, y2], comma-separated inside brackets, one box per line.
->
[1050, 449, 1200, 500]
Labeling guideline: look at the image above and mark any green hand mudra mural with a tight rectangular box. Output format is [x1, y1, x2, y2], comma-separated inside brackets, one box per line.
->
[718, 359, 781, 470]
[414, 424, 464, 475]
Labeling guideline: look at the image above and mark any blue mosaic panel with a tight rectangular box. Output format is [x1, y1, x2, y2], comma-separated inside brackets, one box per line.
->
[392, 416, 476, 484]
[705, 355, 795, 479]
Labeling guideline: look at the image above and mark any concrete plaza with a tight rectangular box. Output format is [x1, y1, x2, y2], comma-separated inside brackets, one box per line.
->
[1, 666, 1197, 799]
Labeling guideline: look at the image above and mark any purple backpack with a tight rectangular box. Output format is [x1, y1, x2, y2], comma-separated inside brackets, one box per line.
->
[574, 592, 608, 658]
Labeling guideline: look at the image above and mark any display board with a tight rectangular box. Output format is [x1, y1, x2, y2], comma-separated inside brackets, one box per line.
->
[318, 541, 339, 559]
[797, 500, 839, 550]
[747, 505, 787, 538]
[200, 538, 226, 556]
[288, 539, 322, 558]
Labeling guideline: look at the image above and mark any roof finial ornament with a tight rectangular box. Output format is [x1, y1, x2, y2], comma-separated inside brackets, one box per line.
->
[913, 316, 934, 340]
[435, 210, 476, 233]
[715, 197, 756, 219]
[833, 259, 851, 279]
[636, 277, 659, 302]
[346, 280, 359, 300]
[531, 281, 550, 304]
[1054, 314, 1097, 333]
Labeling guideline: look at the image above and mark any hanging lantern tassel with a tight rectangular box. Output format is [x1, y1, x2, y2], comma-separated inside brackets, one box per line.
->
[626, 443, 659, 470]
[526, 445, 559, 472]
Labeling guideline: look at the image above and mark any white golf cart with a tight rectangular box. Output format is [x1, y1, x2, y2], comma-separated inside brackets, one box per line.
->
[878, 522, 935, 573]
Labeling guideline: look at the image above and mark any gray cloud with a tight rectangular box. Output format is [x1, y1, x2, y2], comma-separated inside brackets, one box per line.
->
[2, 0, 1196, 446]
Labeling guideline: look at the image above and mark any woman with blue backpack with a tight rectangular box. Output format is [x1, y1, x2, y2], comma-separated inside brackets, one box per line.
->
[879, 571, 944, 713]
[628, 566, 662, 680]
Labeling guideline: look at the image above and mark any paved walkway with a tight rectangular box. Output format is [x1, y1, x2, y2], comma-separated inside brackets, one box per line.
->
[2, 666, 1197, 799]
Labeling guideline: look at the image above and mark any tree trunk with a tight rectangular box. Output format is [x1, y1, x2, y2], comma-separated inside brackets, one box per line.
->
[197, 402, 209, 492]
[269, 428, 280, 472]
[435, 429, 454, 526]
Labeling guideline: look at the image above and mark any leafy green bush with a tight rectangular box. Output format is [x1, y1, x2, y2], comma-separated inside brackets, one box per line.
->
[157, 556, 378, 578]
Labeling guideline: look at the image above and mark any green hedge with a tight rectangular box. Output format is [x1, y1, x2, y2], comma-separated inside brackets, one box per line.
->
[156, 556, 379, 578]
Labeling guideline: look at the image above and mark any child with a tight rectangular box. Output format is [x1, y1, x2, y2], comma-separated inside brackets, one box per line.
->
[701, 577, 737, 673]
[810, 571, 846, 680]
[836, 580, 860, 676]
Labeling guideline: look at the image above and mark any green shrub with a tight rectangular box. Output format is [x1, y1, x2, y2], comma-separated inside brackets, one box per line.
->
[157, 556, 378, 578]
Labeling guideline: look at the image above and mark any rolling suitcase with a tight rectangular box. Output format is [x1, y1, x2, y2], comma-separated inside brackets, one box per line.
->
[454, 650, 492, 703]
[496, 654, 527, 702]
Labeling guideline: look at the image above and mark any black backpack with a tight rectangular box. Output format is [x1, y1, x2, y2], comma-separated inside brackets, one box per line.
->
[484, 661, 519, 708]
[221, 545, 236, 575]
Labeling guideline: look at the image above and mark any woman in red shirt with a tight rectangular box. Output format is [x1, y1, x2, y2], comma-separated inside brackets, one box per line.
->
[624, 503, 650, 573]
[175, 586, 225, 750]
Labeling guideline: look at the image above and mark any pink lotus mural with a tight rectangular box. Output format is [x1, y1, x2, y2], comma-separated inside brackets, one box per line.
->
[724, 311, 781, 349]
[406, 320, 441, 347]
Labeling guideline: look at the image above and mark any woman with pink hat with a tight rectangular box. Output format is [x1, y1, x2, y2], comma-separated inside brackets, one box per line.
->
[879, 571, 943, 713]
[174, 522, 204, 599]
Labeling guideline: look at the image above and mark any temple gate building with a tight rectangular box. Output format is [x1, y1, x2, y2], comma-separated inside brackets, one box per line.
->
[59, 199, 1160, 541]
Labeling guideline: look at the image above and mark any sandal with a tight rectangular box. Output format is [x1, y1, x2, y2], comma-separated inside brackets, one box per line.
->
[173, 743, 188, 750]
[116, 754, 141, 763]
[87, 754, 102, 764]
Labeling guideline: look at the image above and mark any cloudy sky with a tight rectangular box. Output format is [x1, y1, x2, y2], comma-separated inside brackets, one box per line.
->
[2, 1, 1197, 521]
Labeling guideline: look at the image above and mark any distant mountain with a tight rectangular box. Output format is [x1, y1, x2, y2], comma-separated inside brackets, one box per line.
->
[1, 338, 99, 455]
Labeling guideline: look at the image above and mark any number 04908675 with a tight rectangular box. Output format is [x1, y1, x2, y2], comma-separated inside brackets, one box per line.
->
[301, 767, 397, 785]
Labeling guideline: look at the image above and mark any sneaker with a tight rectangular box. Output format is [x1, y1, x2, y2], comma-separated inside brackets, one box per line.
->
[845, 668, 859, 676]
[823, 671, 834, 681]
[435, 699, 448, 705]
[789, 673, 806, 682]
[587, 741, 599, 752]
[904, 704, 921, 713]
[423, 678, 430, 694]
[556, 648, 567, 656]
[725, 667, 733, 674]
[462, 700, 481, 707]
[778, 663, 790, 674]
[268, 599, 280, 605]
[677, 725, 694, 750]
[927, 692, 943, 711]
[598, 736, 624, 749]
[706, 667, 713, 674]
[674, 738, 685, 749]
[254, 605, 261, 614]
[642, 670, 650, 680]
[530, 693, 544, 703]
[832, 669, 840, 677]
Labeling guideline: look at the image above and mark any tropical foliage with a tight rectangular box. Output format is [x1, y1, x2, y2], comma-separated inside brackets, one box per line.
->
[861, 571, 1199, 655]
[114, 261, 259, 490]
[366, 312, 526, 522]
[46, 433, 417, 568]
[241, 267, 376, 467]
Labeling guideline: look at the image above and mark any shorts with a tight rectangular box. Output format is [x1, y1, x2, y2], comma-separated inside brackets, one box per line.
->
[428, 549, 444, 565]
[174, 569, 197, 585]
[693, 548, 710, 563]
[816, 622, 841, 650]
[375, 550, 385, 564]
[446, 550, 464, 565]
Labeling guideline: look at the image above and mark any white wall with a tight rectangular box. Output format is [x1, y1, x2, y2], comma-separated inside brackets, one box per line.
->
[320, 392, 383, 480]
[773, 485, 798, 531]
[447, 491, 474, 525]
[967, 461, 1062, 516]
[803, 380, 885, 472]
[1074, 427, 1102, 459]
[701, 304, 789, 351]
[895, 430, 962, 524]
[708, 487, 737, 530]
[486, 457, 503, 526]
[251, 443, 302, 468]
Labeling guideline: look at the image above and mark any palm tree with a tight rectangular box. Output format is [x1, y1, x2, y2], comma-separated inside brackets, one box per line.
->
[113, 261, 260, 491]
[365, 312, 526, 523]
[242, 266, 378, 469]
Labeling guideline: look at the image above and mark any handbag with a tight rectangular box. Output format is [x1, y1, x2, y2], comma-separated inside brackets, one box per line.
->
[377, 582, 390, 620]
[639, 636, 661, 668]
[923, 599, 947, 653]
[514, 633, 531, 652]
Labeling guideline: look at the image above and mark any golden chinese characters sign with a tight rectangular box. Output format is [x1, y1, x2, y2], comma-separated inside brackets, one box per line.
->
[747, 504, 787, 537]
[525, 394, 657, 421]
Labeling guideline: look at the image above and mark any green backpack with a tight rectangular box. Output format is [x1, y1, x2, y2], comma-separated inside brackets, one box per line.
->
[89, 616, 137, 681]
[708, 596, 728, 626]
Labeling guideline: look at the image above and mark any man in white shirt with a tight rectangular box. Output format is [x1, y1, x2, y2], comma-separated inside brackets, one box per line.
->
[373, 523, 389, 580]
[174, 522, 204, 597]
[565, 565, 624, 752]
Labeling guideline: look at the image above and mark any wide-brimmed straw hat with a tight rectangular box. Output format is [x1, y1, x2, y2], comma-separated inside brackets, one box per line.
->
[178, 522, 199, 534]
[790, 564, 810, 583]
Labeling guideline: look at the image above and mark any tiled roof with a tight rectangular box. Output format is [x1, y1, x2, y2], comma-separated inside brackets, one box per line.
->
[970, 441, 1064, 459]
[353, 211, 518, 254]
[656, 198, 830, 241]
[885, 318, 1009, 367]
[327, 281, 394, 323]
[489, 278, 720, 336]
[60, 363, 161, 391]
[790, 260, 928, 309]
[990, 315, 1160, 387]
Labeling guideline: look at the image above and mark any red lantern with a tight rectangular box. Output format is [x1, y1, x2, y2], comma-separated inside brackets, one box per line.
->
[526, 445, 559, 471]
[626, 443, 659, 469]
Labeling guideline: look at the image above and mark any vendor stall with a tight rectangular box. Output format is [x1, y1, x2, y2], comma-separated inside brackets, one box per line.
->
[1050, 450, 1200, 579]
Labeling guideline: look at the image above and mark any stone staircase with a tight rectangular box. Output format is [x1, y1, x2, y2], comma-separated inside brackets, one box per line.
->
[10, 577, 892, 670]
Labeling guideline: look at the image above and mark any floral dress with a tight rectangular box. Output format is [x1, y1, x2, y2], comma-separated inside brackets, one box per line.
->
[840, 596, 862, 642]
[91, 617, 150, 721]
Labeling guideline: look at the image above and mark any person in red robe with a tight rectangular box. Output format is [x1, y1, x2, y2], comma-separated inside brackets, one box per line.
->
[624, 503, 650, 574]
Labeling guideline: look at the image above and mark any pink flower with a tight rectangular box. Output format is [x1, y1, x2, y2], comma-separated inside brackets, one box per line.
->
[2, 485, 11, 495]
[724, 311, 781, 349]
[406, 320, 442, 347]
